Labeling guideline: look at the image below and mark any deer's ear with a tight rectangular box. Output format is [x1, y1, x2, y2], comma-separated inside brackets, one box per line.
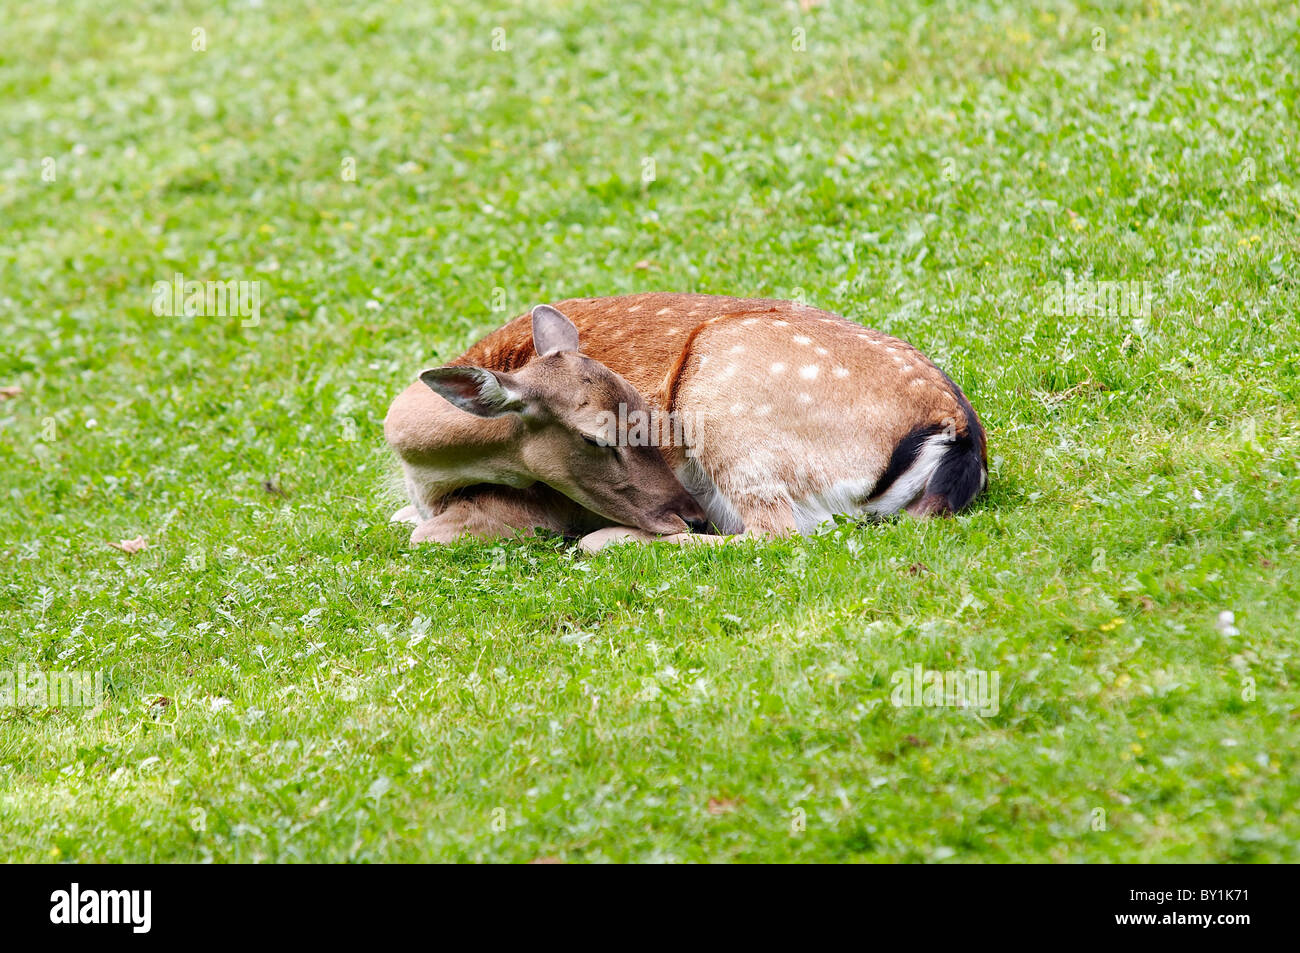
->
[531, 304, 580, 356]
[419, 366, 528, 417]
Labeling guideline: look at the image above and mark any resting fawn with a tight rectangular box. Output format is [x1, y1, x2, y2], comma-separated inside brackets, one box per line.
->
[384, 293, 986, 551]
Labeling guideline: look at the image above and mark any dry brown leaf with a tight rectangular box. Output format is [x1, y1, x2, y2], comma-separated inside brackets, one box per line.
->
[633, 259, 653, 270]
[108, 535, 148, 554]
[0, 385, 22, 400]
[707, 796, 741, 815]
[799, 0, 824, 11]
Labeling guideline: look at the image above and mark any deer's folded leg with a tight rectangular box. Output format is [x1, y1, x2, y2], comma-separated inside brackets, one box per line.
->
[408, 489, 552, 544]
[410, 511, 537, 544]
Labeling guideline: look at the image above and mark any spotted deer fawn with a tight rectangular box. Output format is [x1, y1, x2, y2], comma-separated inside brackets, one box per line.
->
[384, 293, 986, 551]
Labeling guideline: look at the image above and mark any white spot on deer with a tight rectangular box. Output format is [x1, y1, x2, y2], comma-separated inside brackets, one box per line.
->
[833, 366, 850, 379]
[770, 362, 786, 374]
[628, 305, 642, 312]
[857, 333, 871, 340]
[742, 318, 759, 325]
[815, 347, 829, 356]
[722, 364, 738, 379]
[754, 404, 771, 416]
[910, 376, 926, 387]
[773, 320, 789, 327]
[901, 364, 913, 373]
[656, 308, 671, 315]
[799, 364, 819, 380]
[793, 335, 811, 346]
[730, 403, 745, 416]
[797, 392, 813, 404]
[730, 344, 745, 353]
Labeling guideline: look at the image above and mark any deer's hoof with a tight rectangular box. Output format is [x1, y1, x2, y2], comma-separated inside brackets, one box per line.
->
[391, 504, 421, 526]
[579, 527, 733, 553]
[578, 527, 652, 553]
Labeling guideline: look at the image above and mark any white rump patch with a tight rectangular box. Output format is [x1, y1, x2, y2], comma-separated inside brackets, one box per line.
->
[786, 434, 953, 533]
[791, 478, 876, 535]
[861, 432, 952, 516]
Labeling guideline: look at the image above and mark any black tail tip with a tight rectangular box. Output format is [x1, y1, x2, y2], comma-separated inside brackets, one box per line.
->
[912, 437, 986, 516]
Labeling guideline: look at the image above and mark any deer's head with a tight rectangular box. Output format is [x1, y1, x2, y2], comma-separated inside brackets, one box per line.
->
[419, 305, 709, 536]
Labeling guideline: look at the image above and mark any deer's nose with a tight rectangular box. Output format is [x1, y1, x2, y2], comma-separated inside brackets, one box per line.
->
[685, 516, 711, 534]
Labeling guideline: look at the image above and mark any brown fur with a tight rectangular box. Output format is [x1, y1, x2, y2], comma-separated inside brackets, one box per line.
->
[452, 293, 978, 443]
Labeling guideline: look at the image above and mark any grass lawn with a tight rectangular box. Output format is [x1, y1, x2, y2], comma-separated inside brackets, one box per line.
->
[1, 0, 1297, 863]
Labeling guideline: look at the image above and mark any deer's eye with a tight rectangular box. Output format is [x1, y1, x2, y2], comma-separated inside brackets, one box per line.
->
[582, 433, 619, 456]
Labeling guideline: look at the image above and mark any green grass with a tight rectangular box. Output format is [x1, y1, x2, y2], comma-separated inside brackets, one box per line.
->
[1, 0, 1297, 862]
